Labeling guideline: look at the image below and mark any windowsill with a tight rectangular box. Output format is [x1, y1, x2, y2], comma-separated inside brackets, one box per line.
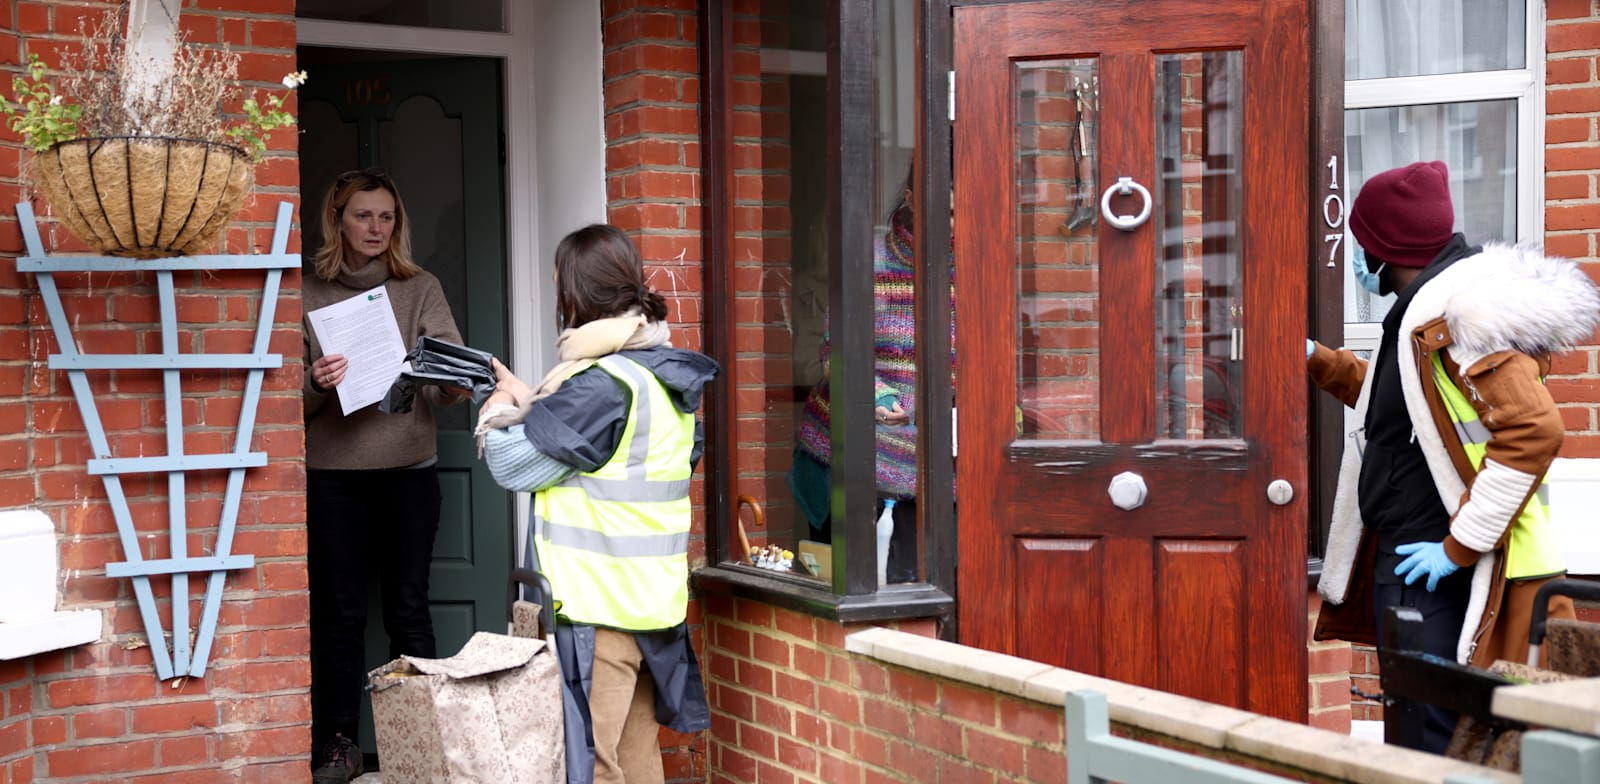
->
[0, 610, 103, 660]
[694, 564, 954, 624]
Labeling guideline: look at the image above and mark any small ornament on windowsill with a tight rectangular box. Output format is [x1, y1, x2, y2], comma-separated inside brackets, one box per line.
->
[751, 544, 794, 572]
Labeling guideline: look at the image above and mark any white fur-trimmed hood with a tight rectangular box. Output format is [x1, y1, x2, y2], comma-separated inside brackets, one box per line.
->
[1442, 243, 1600, 368]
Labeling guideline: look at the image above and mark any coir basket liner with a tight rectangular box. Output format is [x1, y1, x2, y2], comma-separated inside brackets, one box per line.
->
[33, 136, 253, 258]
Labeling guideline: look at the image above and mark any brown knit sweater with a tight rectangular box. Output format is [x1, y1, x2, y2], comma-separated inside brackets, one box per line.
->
[302, 260, 464, 470]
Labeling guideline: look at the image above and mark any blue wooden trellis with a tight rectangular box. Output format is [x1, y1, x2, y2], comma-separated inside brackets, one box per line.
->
[16, 201, 299, 680]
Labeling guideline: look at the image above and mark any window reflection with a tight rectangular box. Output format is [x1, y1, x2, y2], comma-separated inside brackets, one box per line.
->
[726, 2, 827, 577]
[1345, 0, 1524, 80]
[1016, 60, 1101, 441]
[1343, 100, 1516, 324]
[1155, 52, 1243, 440]
[728, 0, 928, 587]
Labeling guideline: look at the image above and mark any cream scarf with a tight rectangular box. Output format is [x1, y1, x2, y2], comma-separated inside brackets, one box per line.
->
[475, 312, 671, 444]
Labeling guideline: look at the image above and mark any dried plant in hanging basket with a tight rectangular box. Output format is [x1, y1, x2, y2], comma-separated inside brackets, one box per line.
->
[1, 9, 304, 259]
[32, 136, 253, 258]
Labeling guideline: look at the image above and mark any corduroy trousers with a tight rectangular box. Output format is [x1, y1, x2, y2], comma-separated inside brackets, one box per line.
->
[590, 628, 664, 784]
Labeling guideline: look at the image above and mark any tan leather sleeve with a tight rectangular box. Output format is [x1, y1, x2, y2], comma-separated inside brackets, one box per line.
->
[1441, 350, 1563, 563]
[1461, 351, 1562, 475]
[1307, 342, 1368, 409]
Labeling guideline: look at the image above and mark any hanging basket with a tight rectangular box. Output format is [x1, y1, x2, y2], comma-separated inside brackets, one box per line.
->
[32, 136, 253, 259]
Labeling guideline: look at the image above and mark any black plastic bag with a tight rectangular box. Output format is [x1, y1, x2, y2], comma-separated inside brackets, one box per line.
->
[380, 336, 497, 413]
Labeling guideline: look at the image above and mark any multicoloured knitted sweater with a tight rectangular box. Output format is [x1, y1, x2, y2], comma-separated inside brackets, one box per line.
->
[795, 221, 950, 498]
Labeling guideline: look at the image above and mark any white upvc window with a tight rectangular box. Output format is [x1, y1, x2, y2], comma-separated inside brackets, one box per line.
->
[1341, 0, 1544, 348]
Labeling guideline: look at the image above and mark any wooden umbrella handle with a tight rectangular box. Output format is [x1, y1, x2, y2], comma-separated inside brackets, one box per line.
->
[735, 494, 764, 564]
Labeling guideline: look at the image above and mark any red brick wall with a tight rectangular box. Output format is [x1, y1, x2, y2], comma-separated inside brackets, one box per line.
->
[701, 594, 1354, 784]
[600, 2, 708, 781]
[700, 594, 962, 782]
[0, 2, 307, 781]
[1547, 0, 1600, 455]
[1305, 592, 1353, 732]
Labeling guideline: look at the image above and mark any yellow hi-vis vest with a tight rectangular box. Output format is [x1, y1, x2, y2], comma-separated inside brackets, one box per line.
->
[533, 354, 696, 630]
[1430, 353, 1564, 580]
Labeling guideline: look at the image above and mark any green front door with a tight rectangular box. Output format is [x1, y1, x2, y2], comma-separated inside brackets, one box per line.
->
[297, 53, 511, 757]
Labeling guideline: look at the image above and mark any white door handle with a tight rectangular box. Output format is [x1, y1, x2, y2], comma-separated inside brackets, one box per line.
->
[1108, 471, 1147, 510]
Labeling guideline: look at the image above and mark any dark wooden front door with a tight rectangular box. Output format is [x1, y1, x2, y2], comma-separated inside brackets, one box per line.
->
[953, 0, 1310, 719]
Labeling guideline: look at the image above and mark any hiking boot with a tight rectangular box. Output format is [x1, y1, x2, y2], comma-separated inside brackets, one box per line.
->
[312, 733, 365, 784]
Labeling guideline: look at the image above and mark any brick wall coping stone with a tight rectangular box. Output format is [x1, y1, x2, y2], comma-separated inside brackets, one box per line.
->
[1492, 677, 1600, 736]
[845, 627, 1518, 784]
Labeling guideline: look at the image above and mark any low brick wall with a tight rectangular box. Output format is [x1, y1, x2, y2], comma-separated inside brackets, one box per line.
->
[700, 593, 1512, 783]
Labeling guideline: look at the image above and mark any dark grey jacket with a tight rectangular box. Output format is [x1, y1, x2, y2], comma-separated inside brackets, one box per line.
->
[521, 346, 718, 472]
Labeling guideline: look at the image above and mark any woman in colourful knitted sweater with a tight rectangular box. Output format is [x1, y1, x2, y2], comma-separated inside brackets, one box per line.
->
[788, 176, 948, 583]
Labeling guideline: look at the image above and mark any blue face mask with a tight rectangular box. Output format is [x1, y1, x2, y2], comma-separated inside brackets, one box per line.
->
[1352, 247, 1386, 295]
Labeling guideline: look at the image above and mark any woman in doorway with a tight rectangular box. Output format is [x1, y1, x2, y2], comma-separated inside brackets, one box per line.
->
[302, 168, 466, 784]
[475, 224, 716, 784]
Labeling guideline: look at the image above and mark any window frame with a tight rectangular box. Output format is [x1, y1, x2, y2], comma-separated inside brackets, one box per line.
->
[1308, 0, 1545, 569]
[695, 0, 957, 625]
[1340, 0, 1546, 354]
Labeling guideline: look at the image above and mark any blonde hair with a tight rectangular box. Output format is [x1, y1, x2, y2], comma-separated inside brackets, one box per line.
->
[312, 168, 420, 281]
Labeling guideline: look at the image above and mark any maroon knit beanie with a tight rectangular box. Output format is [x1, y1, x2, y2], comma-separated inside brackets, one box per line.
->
[1349, 161, 1454, 268]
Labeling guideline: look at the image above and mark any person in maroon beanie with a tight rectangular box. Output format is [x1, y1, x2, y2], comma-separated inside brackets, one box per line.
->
[1307, 161, 1600, 754]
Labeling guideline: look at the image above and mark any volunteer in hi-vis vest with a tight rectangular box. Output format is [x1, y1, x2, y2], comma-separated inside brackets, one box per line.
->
[1307, 161, 1600, 755]
[477, 224, 716, 784]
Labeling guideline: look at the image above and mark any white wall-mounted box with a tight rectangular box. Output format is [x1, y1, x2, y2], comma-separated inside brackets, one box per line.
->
[0, 508, 59, 622]
[1544, 457, 1600, 576]
[0, 508, 101, 659]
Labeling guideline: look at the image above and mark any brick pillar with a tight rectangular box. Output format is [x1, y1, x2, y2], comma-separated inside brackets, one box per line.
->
[1306, 591, 1354, 732]
[1546, 0, 1600, 454]
[602, 0, 705, 351]
[600, 3, 708, 782]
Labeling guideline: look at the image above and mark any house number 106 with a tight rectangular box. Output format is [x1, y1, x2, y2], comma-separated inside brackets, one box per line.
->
[1323, 154, 1345, 268]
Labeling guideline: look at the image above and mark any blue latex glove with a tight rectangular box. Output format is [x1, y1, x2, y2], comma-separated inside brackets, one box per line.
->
[1394, 540, 1460, 592]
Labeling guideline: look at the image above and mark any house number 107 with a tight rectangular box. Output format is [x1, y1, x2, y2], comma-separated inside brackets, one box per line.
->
[1323, 154, 1345, 268]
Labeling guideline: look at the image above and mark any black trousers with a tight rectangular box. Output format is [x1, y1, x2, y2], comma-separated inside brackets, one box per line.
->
[1372, 572, 1472, 755]
[308, 467, 442, 754]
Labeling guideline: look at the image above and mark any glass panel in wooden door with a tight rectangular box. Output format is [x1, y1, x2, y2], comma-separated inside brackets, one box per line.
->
[1155, 52, 1243, 440]
[1017, 60, 1100, 441]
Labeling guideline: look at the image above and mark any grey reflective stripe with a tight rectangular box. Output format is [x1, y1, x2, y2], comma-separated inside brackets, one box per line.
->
[541, 520, 689, 558]
[555, 474, 690, 502]
[1537, 485, 1550, 507]
[599, 355, 655, 482]
[1453, 417, 1491, 445]
[527, 508, 548, 574]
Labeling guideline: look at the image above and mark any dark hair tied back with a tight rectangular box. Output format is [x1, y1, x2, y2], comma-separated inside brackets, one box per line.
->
[554, 224, 668, 328]
[637, 285, 667, 322]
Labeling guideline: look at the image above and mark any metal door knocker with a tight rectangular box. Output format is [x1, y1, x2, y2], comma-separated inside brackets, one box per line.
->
[1100, 176, 1152, 231]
